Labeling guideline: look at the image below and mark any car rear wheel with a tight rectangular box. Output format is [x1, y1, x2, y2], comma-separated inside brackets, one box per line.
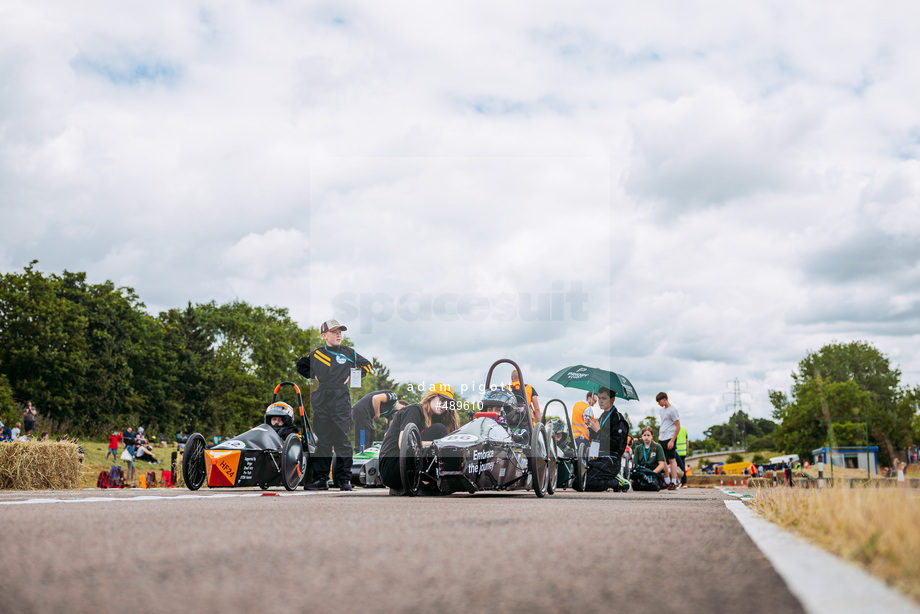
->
[530, 423, 549, 498]
[281, 433, 306, 491]
[573, 442, 589, 492]
[182, 433, 207, 491]
[399, 423, 422, 497]
[546, 431, 558, 496]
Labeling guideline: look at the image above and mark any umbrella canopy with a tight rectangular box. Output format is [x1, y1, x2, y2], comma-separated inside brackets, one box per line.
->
[547, 365, 640, 401]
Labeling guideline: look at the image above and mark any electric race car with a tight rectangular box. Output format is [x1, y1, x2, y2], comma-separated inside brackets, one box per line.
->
[398, 359, 553, 497]
[351, 441, 384, 486]
[182, 381, 316, 491]
[542, 399, 589, 492]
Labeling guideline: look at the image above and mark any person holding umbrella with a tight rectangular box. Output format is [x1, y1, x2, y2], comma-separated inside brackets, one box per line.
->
[584, 387, 631, 491]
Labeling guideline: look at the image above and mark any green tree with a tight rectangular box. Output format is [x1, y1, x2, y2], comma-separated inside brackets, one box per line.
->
[777, 341, 914, 464]
[0, 263, 151, 432]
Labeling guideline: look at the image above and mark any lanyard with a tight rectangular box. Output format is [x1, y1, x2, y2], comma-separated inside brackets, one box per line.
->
[643, 444, 652, 464]
[599, 410, 613, 428]
[324, 346, 356, 365]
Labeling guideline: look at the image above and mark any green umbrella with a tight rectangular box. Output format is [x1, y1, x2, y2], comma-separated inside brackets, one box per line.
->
[547, 365, 640, 401]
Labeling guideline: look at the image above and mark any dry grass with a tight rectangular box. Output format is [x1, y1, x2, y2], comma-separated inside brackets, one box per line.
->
[754, 486, 920, 602]
[0, 441, 82, 490]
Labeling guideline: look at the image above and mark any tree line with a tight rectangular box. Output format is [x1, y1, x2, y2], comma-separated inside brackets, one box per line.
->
[3, 265, 918, 464]
[0, 263, 420, 440]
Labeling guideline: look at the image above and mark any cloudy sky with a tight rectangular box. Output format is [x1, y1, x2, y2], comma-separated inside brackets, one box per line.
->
[3, 2, 920, 437]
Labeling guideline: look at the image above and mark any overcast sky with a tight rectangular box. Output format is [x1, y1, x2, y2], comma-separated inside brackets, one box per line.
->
[3, 2, 920, 438]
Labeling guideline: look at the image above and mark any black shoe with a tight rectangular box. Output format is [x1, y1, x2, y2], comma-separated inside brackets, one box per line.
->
[303, 479, 329, 491]
[339, 481, 354, 491]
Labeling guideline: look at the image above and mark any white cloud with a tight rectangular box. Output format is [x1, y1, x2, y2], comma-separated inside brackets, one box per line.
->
[3, 1, 920, 437]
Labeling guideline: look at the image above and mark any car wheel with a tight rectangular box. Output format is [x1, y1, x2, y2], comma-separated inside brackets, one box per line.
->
[529, 423, 549, 498]
[574, 442, 588, 492]
[182, 433, 207, 491]
[259, 483, 269, 490]
[281, 433, 305, 491]
[399, 423, 422, 497]
[546, 431, 558, 496]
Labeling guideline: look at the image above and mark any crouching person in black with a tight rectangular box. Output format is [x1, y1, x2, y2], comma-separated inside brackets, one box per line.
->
[379, 384, 460, 495]
[585, 387, 630, 492]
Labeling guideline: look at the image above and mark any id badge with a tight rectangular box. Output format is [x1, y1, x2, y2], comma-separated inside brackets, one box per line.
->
[350, 368, 362, 388]
[589, 441, 600, 458]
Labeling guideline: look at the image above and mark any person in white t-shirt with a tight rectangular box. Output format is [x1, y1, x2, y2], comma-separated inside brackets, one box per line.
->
[656, 391, 682, 491]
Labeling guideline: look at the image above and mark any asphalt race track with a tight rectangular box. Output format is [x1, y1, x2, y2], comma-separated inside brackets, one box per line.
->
[1, 487, 805, 614]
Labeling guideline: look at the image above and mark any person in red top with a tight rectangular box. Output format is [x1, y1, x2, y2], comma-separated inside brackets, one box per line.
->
[106, 431, 121, 461]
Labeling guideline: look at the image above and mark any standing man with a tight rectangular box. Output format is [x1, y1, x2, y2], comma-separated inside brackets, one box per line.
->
[297, 319, 371, 491]
[675, 424, 689, 487]
[22, 400, 37, 436]
[510, 369, 540, 424]
[656, 391, 681, 491]
[352, 390, 405, 453]
[571, 391, 597, 445]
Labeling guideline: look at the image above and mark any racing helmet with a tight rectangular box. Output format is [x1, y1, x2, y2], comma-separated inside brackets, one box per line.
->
[548, 418, 567, 438]
[265, 402, 294, 428]
[479, 387, 517, 420]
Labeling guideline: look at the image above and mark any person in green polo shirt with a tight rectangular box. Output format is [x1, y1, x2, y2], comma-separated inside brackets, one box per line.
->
[633, 427, 666, 490]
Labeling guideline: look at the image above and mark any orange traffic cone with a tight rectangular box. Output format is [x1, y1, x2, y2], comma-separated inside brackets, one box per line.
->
[741, 479, 746, 486]
[720, 479, 724, 486]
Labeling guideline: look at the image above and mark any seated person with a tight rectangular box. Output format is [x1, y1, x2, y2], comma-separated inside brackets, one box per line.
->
[264, 402, 300, 440]
[632, 426, 666, 489]
[547, 418, 574, 456]
[481, 387, 530, 440]
[379, 383, 459, 494]
[135, 441, 160, 463]
[584, 387, 630, 492]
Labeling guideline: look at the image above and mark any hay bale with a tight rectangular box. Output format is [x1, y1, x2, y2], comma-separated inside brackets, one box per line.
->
[0, 441, 82, 490]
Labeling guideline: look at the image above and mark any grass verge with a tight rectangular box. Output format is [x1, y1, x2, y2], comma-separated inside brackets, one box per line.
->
[78, 441, 177, 488]
[753, 486, 920, 603]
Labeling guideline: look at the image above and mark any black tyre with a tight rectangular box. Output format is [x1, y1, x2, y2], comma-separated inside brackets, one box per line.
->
[281, 433, 306, 491]
[259, 483, 269, 491]
[546, 427, 558, 496]
[182, 433, 207, 491]
[573, 442, 589, 492]
[399, 423, 422, 497]
[529, 423, 549, 498]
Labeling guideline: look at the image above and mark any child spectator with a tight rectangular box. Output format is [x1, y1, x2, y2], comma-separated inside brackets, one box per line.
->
[11, 422, 21, 441]
[296, 319, 371, 491]
[106, 431, 121, 461]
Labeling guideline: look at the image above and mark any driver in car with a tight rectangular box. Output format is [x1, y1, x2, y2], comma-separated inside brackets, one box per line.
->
[265, 402, 300, 440]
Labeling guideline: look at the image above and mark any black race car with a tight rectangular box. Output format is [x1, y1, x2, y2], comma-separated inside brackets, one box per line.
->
[542, 399, 589, 492]
[182, 381, 316, 491]
[398, 359, 553, 497]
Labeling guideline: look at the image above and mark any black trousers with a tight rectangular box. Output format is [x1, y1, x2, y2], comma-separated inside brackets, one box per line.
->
[311, 388, 353, 485]
[353, 410, 376, 453]
[585, 454, 621, 492]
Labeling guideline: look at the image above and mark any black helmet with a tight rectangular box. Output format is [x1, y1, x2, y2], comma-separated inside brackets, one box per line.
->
[265, 402, 294, 428]
[479, 387, 517, 420]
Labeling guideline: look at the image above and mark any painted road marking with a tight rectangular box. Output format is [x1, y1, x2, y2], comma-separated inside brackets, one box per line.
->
[725, 500, 920, 614]
[0, 490, 329, 506]
[717, 486, 753, 499]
